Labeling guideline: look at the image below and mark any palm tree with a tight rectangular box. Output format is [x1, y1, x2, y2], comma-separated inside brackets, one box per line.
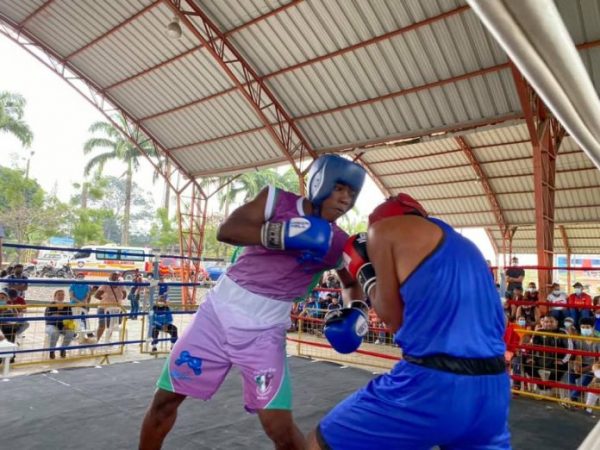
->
[0, 91, 33, 147]
[83, 116, 156, 245]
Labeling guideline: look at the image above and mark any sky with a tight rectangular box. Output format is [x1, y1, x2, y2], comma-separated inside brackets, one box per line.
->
[0, 34, 498, 261]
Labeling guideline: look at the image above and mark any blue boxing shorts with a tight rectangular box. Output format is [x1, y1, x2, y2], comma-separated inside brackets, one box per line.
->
[318, 359, 511, 450]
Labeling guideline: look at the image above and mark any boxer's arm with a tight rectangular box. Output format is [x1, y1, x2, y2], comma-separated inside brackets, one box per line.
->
[336, 267, 363, 307]
[366, 223, 403, 333]
[217, 187, 269, 246]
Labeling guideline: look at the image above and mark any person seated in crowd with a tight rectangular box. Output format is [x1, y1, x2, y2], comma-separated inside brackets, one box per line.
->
[0, 290, 21, 363]
[524, 315, 570, 395]
[327, 296, 341, 311]
[505, 257, 525, 298]
[6, 263, 28, 300]
[516, 287, 538, 328]
[150, 296, 178, 354]
[547, 282, 568, 323]
[45, 289, 76, 359]
[504, 315, 529, 383]
[6, 289, 28, 340]
[507, 286, 525, 321]
[324, 272, 341, 289]
[567, 282, 593, 325]
[94, 272, 127, 341]
[366, 308, 387, 345]
[567, 318, 600, 405]
[69, 273, 91, 330]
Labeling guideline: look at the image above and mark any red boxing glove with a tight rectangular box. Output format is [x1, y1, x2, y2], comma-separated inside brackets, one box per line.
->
[343, 233, 376, 297]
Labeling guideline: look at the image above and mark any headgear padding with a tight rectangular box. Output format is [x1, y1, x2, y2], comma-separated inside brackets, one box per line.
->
[368, 194, 427, 226]
[307, 155, 366, 207]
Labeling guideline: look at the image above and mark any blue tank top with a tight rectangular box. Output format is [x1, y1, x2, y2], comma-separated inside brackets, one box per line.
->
[395, 218, 506, 359]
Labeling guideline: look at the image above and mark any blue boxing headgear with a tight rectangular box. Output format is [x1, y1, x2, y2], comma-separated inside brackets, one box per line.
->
[308, 155, 366, 209]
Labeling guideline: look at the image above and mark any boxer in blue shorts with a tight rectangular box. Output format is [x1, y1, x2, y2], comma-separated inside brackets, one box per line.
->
[310, 194, 511, 450]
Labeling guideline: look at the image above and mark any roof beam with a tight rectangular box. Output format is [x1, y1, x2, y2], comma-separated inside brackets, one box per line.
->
[355, 154, 391, 197]
[169, 111, 522, 155]
[430, 204, 600, 216]
[485, 228, 499, 256]
[368, 139, 531, 166]
[262, 5, 469, 81]
[162, 0, 317, 174]
[105, 0, 303, 91]
[387, 166, 597, 189]
[414, 184, 600, 202]
[64, 1, 161, 61]
[456, 136, 509, 237]
[376, 149, 584, 177]
[18, 0, 55, 27]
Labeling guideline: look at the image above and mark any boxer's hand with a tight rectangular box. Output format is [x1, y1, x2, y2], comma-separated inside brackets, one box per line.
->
[343, 233, 376, 296]
[261, 216, 332, 255]
[324, 302, 369, 354]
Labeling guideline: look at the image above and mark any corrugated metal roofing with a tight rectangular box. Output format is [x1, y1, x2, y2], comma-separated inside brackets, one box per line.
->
[0, 0, 598, 253]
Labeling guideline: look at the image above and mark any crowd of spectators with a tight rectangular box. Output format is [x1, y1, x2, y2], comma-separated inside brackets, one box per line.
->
[501, 260, 600, 414]
[0, 266, 177, 363]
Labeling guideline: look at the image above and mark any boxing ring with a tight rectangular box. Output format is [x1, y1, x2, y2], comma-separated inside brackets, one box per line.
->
[0, 356, 596, 450]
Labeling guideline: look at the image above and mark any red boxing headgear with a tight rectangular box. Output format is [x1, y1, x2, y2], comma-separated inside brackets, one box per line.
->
[368, 194, 427, 226]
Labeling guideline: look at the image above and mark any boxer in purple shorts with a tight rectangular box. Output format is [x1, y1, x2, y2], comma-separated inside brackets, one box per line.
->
[139, 155, 366, 450]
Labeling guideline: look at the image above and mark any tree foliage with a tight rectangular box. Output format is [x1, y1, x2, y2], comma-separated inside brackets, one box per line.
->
[0, 91, 33, 147]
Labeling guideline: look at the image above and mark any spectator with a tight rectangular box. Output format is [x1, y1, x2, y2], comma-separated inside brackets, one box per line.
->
[508, 287, 525, 321]
[325, 272, 341, 289]
[505, 257, 525, 298]
[368, 308, 386, 345]
[150, 297, 178, 353]
[567, 282, 593, 325]
[7, 263, 28, 299]
[69, 273, 91, 330]
[547, 282, 568, 323]
[0, 291, 20, 363]
[524, 315, 569, 394]
[128, 270, 143, 320]
[525, 282, 539, 302]
[94, 272, 127, 341]
[568, 318, 600, 404]
[158, 275, 169, 301]
[45, 290, 76, 359]
[327, 296, 342, 311]
[516, 286, 538, 327]
[6, 289, 28, 339]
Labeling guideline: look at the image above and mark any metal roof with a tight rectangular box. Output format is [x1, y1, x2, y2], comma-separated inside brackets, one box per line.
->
[0, 0, 599, 254]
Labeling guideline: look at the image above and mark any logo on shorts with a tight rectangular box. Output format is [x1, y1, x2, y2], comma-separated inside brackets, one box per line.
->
[255, 370, 276, 396]
[174, 350, 203, 376]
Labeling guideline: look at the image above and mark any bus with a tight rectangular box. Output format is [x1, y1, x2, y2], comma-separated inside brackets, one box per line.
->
[70, 245, 153, 279]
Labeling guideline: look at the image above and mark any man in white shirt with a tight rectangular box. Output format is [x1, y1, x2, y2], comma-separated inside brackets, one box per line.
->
[547, 282, 568, 324]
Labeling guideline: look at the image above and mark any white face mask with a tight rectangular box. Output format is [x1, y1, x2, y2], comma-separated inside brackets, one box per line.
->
[528, 288, 535, 293]
[517, 320, 527, 327]
[595, 370, 600, 378]
[581, 328, 594, 337]
[575, 288, 583, 295]
[553, 290, 560, 296]
[564, 322, 574, 329]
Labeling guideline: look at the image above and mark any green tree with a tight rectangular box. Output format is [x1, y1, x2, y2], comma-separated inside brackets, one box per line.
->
[0, 91, 33, 147]
[149, 208, 179, 251]
[83, 116, 156, 245]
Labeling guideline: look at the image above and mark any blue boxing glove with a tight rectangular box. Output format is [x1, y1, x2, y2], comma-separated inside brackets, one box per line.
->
[261, 216, 332, 256]
[324, 301, 369, 354]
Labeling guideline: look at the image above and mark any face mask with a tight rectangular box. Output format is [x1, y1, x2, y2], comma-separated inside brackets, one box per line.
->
[553, 290, 560, 296]
[528, 288, 535, 293]
[575, 288, 583, 295]
[594, 370, 600, 378]
[517, 320, 526, 327]
[564, 322, 574, 329]
[581, 328, 593, 337]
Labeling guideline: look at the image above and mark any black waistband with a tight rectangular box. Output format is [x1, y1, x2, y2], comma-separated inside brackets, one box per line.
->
[403, 354, 506, 375]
